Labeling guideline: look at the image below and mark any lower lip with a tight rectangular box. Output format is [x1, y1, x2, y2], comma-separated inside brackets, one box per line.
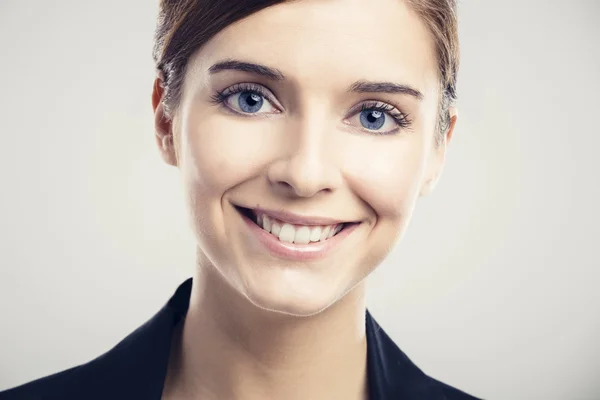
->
[238, 209, 360, 262]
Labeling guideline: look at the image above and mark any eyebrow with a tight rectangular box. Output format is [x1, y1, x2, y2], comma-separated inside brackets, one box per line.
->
[349, 80, 424, 100]
[208, 59, 424, 100]
[208, 59, 285, 81]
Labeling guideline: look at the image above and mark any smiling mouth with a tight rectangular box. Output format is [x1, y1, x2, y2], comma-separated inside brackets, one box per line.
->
[236, 206, 356, 245]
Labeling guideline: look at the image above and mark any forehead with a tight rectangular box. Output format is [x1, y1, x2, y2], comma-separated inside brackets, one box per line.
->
[192, 0, 439, 96]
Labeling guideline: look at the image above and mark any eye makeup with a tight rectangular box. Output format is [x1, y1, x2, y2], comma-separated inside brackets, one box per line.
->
[209, 82, 413, 135]
[210, 82, 283, 114]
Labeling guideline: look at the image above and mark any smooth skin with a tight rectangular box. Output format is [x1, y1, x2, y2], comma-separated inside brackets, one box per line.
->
[153, 0, 457, 399]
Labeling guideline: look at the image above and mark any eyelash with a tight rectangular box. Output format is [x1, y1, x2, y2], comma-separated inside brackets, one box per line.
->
[210, 83, 412, 134]
[210, 83, 279, 112]
[355, 102, 412, 132]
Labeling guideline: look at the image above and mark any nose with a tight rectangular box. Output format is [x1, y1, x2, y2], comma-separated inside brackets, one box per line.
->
[267, 116, 342, 198]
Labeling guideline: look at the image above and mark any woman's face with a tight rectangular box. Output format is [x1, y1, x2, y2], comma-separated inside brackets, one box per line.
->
[155, 0, 455, 316]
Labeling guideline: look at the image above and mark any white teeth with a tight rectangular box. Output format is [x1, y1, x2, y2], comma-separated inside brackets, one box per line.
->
[271, 221, 282, 237]
[327, 226, 336, 239]
[335, 224, 343, 235]
[309, 226, 322, 242]
[262, 215, 272, 233]
[278, 223, 295, 243]
[326, 225, 343, 238]
[320, 226, 331, 241]
[294, 226, 311, 244]
[256, 213, 263, 227]
[254, 212, 346, 243]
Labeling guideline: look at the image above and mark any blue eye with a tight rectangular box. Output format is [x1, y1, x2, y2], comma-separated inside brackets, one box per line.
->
[345, 102, 412, 135]
[238, 91, 264, 113]
[360, 109, 386, 130]
[212, 84, 280, 115]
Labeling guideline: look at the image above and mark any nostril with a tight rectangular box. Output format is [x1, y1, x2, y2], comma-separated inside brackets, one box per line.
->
[276, 181, 294, 191]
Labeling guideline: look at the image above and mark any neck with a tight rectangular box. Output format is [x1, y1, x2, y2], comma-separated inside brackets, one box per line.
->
[163, 256, 369, 400]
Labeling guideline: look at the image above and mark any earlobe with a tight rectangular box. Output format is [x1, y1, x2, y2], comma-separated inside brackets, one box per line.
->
[152, 76, 178, 167]
[446, 107, 458, 145]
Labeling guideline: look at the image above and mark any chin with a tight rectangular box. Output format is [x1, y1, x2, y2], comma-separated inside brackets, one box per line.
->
[239, 268, 345, 317]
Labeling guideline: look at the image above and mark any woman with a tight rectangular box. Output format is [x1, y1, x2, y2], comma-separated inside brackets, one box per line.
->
[1, 0, 481, 399]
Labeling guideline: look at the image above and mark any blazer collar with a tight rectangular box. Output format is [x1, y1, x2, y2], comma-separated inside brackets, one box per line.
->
[92, 278, 448, 399]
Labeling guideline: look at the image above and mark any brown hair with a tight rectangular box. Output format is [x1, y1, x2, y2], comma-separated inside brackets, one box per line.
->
[153, 0, 459, 144]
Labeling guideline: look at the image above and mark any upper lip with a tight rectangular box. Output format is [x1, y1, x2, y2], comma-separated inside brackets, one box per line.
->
[237, 206, 351, 226]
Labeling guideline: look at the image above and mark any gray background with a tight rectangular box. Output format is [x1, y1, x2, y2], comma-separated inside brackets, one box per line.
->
[1, 1, 599, 398]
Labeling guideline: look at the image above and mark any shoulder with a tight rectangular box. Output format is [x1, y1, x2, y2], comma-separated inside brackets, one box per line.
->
[366, 310, 483, 400]
[1, 303, 179, 400]
[1, 279, 192, 400]
[430, 378, 482, 400]
[0, 320, 167, 399]
[0, 365, 83, 400]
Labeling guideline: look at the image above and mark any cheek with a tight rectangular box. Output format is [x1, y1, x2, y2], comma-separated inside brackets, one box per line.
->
[178, 112, 278, 194]
[343, 135, 429, 219]
[176, 112, 281, 258]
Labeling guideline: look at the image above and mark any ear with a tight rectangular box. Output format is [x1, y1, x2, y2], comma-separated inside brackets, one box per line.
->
[419, 107, 458, 197]
[152, 75, 178, 167]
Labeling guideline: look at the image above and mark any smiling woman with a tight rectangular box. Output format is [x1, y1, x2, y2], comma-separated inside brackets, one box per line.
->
[0, 0, 481, 399]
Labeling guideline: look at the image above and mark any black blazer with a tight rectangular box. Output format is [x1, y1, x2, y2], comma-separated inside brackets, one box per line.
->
[1, 278, 481, 399]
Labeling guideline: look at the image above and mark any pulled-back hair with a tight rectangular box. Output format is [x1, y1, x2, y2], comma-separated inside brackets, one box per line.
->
[153, 0, 459, 144]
